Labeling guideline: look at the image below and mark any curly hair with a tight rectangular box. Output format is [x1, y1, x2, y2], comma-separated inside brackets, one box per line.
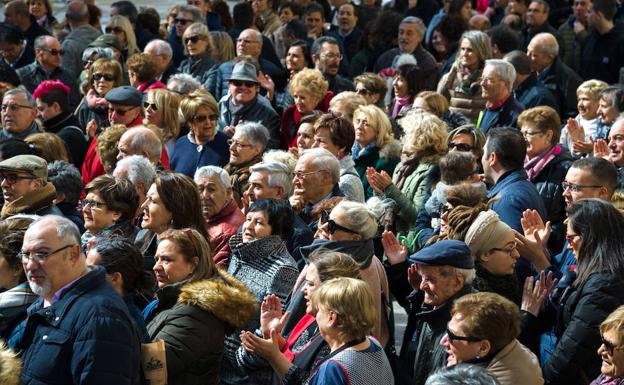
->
[517, 106, 561, 146]
[96, 124, 129, 172]
[289, 68, 328, 103]
[402, 112, 448, 163]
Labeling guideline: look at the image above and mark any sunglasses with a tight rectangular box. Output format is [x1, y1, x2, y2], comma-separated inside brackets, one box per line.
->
[41, 48, 63, 56]
[175, 18, 193, 25]
[110, 107, 136, 116]
[192, 114, 219, 123]
[230, 80, 257, 88]
[601, 335, 623, 356]
[0, 174, 37, 184]
[440, 205, 452, 216]
[356, 88, 371, 95]
[446, 327, 482, 343]
[449, 142, 473, 152]
[105, 26, 124, 34]
[184, 35, 203, 44]
[143, 102, 158, 110]
[319, 210, 359, 235]
[93, 73, 115, 81]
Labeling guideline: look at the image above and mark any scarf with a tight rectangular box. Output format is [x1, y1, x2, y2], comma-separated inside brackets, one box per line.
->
[299, 238, 376, 269]
[86, 89, 109, 109]
[473, 264, 521, 305]
[392, 95, 411, 119]
[1, 182, 56, 219]
[394, 156, 420, 190]
[455, 63, 482, 95]
[524, 144, 561, 182]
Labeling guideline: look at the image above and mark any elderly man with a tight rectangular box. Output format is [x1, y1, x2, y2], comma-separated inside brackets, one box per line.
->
[389, 240, 476, 385]
[503, 50, 558, 111]
[597, 118, 624, 189]
[16, 35, 80, 109]
[61, 1, 101, 80]
[311, 36, 353, 95]
[16, 215, 142, 385]
[374, 17, 438, 90]
[194, 166, 244, 268]
[113, 155, 156, 218]
[528, 33, 582, 119]
[291, 148, 343, 230]
[144, 39, 178, 84]
[0, 154, 62, 218]
[0, 88, 40, 140]
[522, 0, 563, 49]
[477, 59, 524, 134]
[116, 126, 163, 166]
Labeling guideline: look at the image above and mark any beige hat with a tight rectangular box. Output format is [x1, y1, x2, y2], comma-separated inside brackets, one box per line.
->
[0, 155, 47, 180]
[464, 210, 512, 259]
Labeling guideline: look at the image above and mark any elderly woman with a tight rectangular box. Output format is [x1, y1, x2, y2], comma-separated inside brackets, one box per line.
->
[391, 63, 436, 120]
[224, 198, 299, 385]
[179, 23, 219, 86]
[143, 89, 180, 157]
[414, 90, 470, 129]
[352, 105, 402, 200]
[81, 175, 139, 250]
[143, 228, 256, 385]
[135, 172, 208, 268]
[441, 292, 543, 385]
[0, 216, 37, 339]
[224, 122, 270, 206]
[106, 15, 139, 61]
[280, 68, 331, 150]
[312, 113, 365, 202]
[592, 305, 624, 385]
[437, 30, 492, 123]
[126, 53, 166, 93]
[329, 91, 367, 122]
[519, 106, 573, 252]
[76, 58, 124, 130]
[354, 72, 388, 109]
[171, 90, 230, 177]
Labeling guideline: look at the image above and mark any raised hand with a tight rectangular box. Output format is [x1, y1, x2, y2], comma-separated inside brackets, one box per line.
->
[407, 263, 421, 291]
[520, 209, 551, 246]
[366, 167, 392, 194]
[260, 294, 289, 338]
[521, 270, 558, 317]
[381, 230, 408, 265]
[86, 119, 98, 139]
[572, 137, 594, 154]
[594, 139, 610, 160]
[566, 118, 585, 142]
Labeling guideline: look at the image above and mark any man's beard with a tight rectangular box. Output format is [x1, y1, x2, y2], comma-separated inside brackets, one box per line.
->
[27, 270, 52, 297]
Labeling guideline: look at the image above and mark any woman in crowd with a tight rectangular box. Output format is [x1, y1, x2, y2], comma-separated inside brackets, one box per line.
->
[270, 41, 310, 113]
[76, 58, 124, 130]
[354, 72, 388, 109]
[413, 91, 470, 129]
[442, 292, 543, 385]
[293, 112, 321, 157]
[135, 172, 208, 268]
[210, 31, 235, 64]
[28, 0, 57, 33]
[81, 175, 139, 250]
[519, 106, 572, 252]
[437, 30, 492, 123]
[224, 122, 270, 206]
[106, 15, 139, 61]
[144, 228, 257, 385]
[391, 63, 435, 120]
[24, 133, 69, 164]
[311, 113, 365, 202]
[0, 216, 36, 340]
[351, 105, 402, 200]
[143, 89, 180, 157]
[179, 23, 219, 86]
[79, 47, 116, 95]
[280, 68, 330, 150]
[447, 124, 487, 166]
[329, 92, 367, 122]
[126, 53, 165, 93]
[224, 199, 299, 385]
[592, 305, 624, 385]
[171, 90, 230, 177]
[96, 124, 128, 173]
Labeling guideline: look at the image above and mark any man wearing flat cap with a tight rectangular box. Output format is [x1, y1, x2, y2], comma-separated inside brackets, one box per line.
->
[0, 154, 62, 218]
[396, 240, 476, 385]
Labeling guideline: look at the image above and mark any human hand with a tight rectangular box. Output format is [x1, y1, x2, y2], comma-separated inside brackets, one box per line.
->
[566, 118, 585, 142]
[260, 294, 289, 338]
[520, 209, 550, 246]
[594, 139, 610, 160]
[258, 71, 275, 100]
[241, 190, 250, 214]
[240, 329, 283, 361]
[521, 270, 558, 317]
[289, 187, 305, 212]
[86, 119, 98, 139]
[381, 230, 408, 265]
[366, 167, 392, 194]
[407, 263, 421, 291]
[572, 138, 594, 154]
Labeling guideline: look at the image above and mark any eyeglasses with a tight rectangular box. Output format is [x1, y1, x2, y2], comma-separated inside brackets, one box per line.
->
[565, 233, 579, 244]
[521, 130, 545, 138]
[294, 169, 326, 179]
[105, 26, 124, 34]
[19, 244, 76, 264]
[1, 103, 33, 112]
[448, 142, 473, 152]
[82, 199, 108, 210]
[93, 72, 115, 82]
[491, 241, 518, 256]
[41, 48, 64, 56]
[192, 114, 219, 123]
[109, 107, 136, 116]
[356, 88, 371, 95]
[0, 174, 37, 184]
[561, 181, 603, 193]
[230, 80, 257, 88]
[446, 327, 483, 343]
[601, 334, 624, 356]
[320, 210, 360, 235]
[227, 139, 254, 149]
[143, 102, 158, 111]
[184, 35, 204, 44]
[320, 52, 342, 60]
[175, 18, 193, 25]
[237, 38, 260, 45]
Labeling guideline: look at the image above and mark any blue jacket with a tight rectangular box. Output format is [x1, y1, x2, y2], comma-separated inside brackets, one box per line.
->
[17, 266, 142, 385]
[477, 95, 524, 135]
[170, 132, 230, 177]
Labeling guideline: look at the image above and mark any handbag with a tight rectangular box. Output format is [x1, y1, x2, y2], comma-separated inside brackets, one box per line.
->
[141, 338, 168, 385]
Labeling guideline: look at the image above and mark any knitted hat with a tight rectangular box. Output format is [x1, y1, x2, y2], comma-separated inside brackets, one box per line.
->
[464, 210, 512, 259]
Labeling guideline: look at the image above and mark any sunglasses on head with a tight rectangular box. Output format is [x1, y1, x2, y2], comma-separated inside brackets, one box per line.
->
[105, 26, 124, 34]
[319, 210, 359, 235]
[192, 114, 219, 123]
[184, 35, 203, 44]
[449, 142, 473, 152]
[93, 72, 115, 81]
[230, 80, 257, 88]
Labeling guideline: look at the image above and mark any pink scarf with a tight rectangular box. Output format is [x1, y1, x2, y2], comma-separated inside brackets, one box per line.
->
[524, 144, 562, 181]
[86, 89, 109, 109]
[392, 95, 411, 119]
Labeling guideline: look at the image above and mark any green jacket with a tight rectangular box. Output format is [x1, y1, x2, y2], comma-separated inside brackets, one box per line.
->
[353, 140, 402, 200]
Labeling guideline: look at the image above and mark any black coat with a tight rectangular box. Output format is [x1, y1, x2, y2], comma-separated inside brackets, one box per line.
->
[514, 73, 559, 113]
[537, 57, 582, 120]
[580, 23, 624, 85]
[42, 112, 89, 169]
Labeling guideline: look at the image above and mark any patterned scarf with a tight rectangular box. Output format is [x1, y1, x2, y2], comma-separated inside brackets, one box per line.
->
[524, 144, 562, 182]
[455, 63, 482, 95]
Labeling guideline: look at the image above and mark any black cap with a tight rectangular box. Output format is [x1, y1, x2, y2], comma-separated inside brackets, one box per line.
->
[104, 86, 142, 107]
[409, 240, 474, 269]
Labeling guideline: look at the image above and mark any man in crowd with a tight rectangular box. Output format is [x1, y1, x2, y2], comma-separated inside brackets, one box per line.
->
[332, 2, 362, 62]
[113, 155, 156, 218]
[522, 0, 562, 49]
[558, 0, 591, 72]
[16, 215, 142, 385]
[144, 40, 178, 84]
[477, 59, 524, 133]
[503, 50, 558, 111]
[61, 1, 102, 79]
[0, 23, 34, 70]
[304, 3, 327, 40]
[3, 0, 47, 49]
[311, 36, 353, 94]
[0, 88, 40, 140]
[116, 126, 163, 166]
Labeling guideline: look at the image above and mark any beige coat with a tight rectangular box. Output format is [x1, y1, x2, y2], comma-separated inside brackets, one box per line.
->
[437, 65, 487, 124]
[485, 339, 544, 385]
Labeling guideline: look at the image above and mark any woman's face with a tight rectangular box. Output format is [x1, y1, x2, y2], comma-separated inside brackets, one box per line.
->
[459, 39, 479, 70]
[153, 239, 197, 288]
[293, 89, 320, 114]
[566, 221, 581, 259]
[413, 97, 433, 113]
[441, 312, 484, 366]
[393, 75, 409, 98]
[522, 123, 553, 159]
[432, 30, 447, 55]
[479, 231, 519, 276]
[312, 127, 342, 157]
[229, 132, 261, 165]
[143, 96, 162, 127]
[190, 107, 218, 144]
[286, 46, 306, 73]
[297, 122, 315, 153]
[461, 0, 472, 20]
[440, 203, 453, 233]
[355, 82, 379, 105]
[242, 210, 273, 242]
[108, 25, 127, 45]
[83, 191, 121, 235]
[92, 70, 116, 96]
[141, 183, 173, 234]
[599, 328, 624, 378]
[29, 0, 47, 19]
[0, 254, 20, 290]
[353, 111, 377, 147]
[185, 33, 209, 58]
[302, 263, 321, 314]
[577, 92, 600, 121]
[598, 95, 619, 125]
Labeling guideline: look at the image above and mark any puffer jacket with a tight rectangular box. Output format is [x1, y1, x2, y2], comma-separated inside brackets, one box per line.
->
[353, 140, 402, 200]
[146, 273, 257, 385]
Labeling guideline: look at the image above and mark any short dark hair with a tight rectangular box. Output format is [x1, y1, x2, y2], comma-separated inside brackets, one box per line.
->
[111, 1, 138, 24]
[85, 175, 139, 223]
[439, 152, 477, 185]
[311, 36, 340, 57]
[571, 157, 618, 197]
[485, 127, 526, 170]
[47, 160, 82, 206]
[232, 2, 254, 28]
[396, 63, 435, 99]
[285, 20, 308, 42]
[592, 0, 617, 20]
[304, 2, 325, 18]
[0, 23, 23, 45]
[279, 2, 303, 18]
[287, 39, 311, 67]
[0, 138, 35, 160]
[137, 8, 161, 36]
[503, 50, 532, 75]
[314, 112, 355, 155]
[488, 25, 521, 56]
[249, 198, 295, 241]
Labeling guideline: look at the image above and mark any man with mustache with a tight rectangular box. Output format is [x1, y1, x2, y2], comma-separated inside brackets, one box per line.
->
[311, 36, 354, 94]
[0, 88, 39, 140]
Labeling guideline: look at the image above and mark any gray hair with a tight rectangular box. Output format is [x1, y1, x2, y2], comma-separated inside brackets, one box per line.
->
[235, 122, 270, 150]
[426, 364, 501, 385]
[34, 35, 54, 50]
[114, 155, 156, 189]
[335, 200, 378, 240]
[484, 59, 516, 92]
[123, 126, 162, 161]
[166, 73, 202, 95]
[81, 47, 115, 62]
[65, 1, 89, 21]
[4, 88, 35, 107]
[400, 16, 426, 36]
[457, 30, 492, 66]
[177, 4, 202, 22]
[439, 266, 477, 285]
[262, 150, 297, 172]
[47, 161, 82, 206]
[194, 165, 230, 191]
[30, 215, 81, 245]
[144, 39, 173, 59]
[250, 161, 293, 197]
[533, 32, 559, 57]
[299, 148, 341, 185]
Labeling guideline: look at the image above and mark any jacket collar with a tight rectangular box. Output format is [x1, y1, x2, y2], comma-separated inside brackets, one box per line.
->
[487, 169, 528, 198]
[299, 238, 375, 269]
[208, 197, 240, 224]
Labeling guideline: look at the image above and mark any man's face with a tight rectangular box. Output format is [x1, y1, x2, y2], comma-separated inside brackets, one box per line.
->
[35, 99, 60, 122]
[562, 166, 607, 206]
[572, 0, 591, 24]
[247, 171, 283, 204]
[587, 4, 600, 28]
[228, 79, 258, 105]
[187, 0, 209, 16]
[305, 11, 324, 37]
[0, 41, 22, 63]
[527, 42, 553, 72]
[480, 65, 508, 103]
[116, 132, 135, 161]
[236, 30, 262, 58]
[337, 4, 357, 33]
[108, 103, 140, 126]
[525, 1, 548, 28]
[252, 0, 270, 14]
[417, 265, 463, 307]
[315, 42, 341, 77]
[293, 156, 329, 203]
[175, 11, 194, 37]
[398, 22, 422, 53]
[481, 141, 494, 184]
[1, 93, 36, 134]
[3, 8, 18, 26]
[286, 45, 306, 73]
[36, 37, 62, 70]
[197, 175, 231, 219]
[0, 171, 40, 203]
[609, 121, 624, 167]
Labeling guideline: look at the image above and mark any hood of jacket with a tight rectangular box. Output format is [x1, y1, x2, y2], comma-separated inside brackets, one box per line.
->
[379, 139, 402, 161]
[177, 272, 257, 330]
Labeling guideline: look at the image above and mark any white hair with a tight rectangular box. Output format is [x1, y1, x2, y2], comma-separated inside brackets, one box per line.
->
[144, 39, 173, 59]
[299, 148, 341, 185]
[250, 161, 293, 197]
[484, 59, 516, 92]
[335, 200, 379, 240]
[236, 122, 270, 149]
[194, 166, 230, 191]
[533, 32, 559, 57]
[114, 155, 156, 189]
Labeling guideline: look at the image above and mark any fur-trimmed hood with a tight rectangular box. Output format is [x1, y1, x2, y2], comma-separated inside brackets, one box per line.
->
[0, 342, 21, 385]
[379, 139, 402, 161]
[177, 272, 257, 330]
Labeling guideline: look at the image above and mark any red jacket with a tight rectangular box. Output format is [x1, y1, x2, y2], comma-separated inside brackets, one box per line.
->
[206, 198, 245, 269]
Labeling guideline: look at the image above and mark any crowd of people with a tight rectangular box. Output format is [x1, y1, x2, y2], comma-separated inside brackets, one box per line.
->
[0, 0, 624, 384]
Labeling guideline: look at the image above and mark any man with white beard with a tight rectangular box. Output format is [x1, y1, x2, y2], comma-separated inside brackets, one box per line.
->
[15, 215, 142, 385]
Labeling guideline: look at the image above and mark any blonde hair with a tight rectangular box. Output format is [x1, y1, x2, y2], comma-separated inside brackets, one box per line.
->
[329, 91, 367, 121]
[577, 79, 609, 100]
[335, 200, 379, 240]
[25, 133, 69, 163]
[183, 23, 212, 56]
[96, 124, 129, 172]
[353, 105, 394, 148]
[90, 58, 124, 90]
[179, 90, 219, 124]
[601, 305, 624, 346]
[210, 31, 235, 63]
[416, 91, 449, 117]
[311, 277, 376, 340]
[146, 88, 180, 142]
[402, 112, 448, 160]
[108, 15, 139, 57]
[289, 68, 328, 104]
